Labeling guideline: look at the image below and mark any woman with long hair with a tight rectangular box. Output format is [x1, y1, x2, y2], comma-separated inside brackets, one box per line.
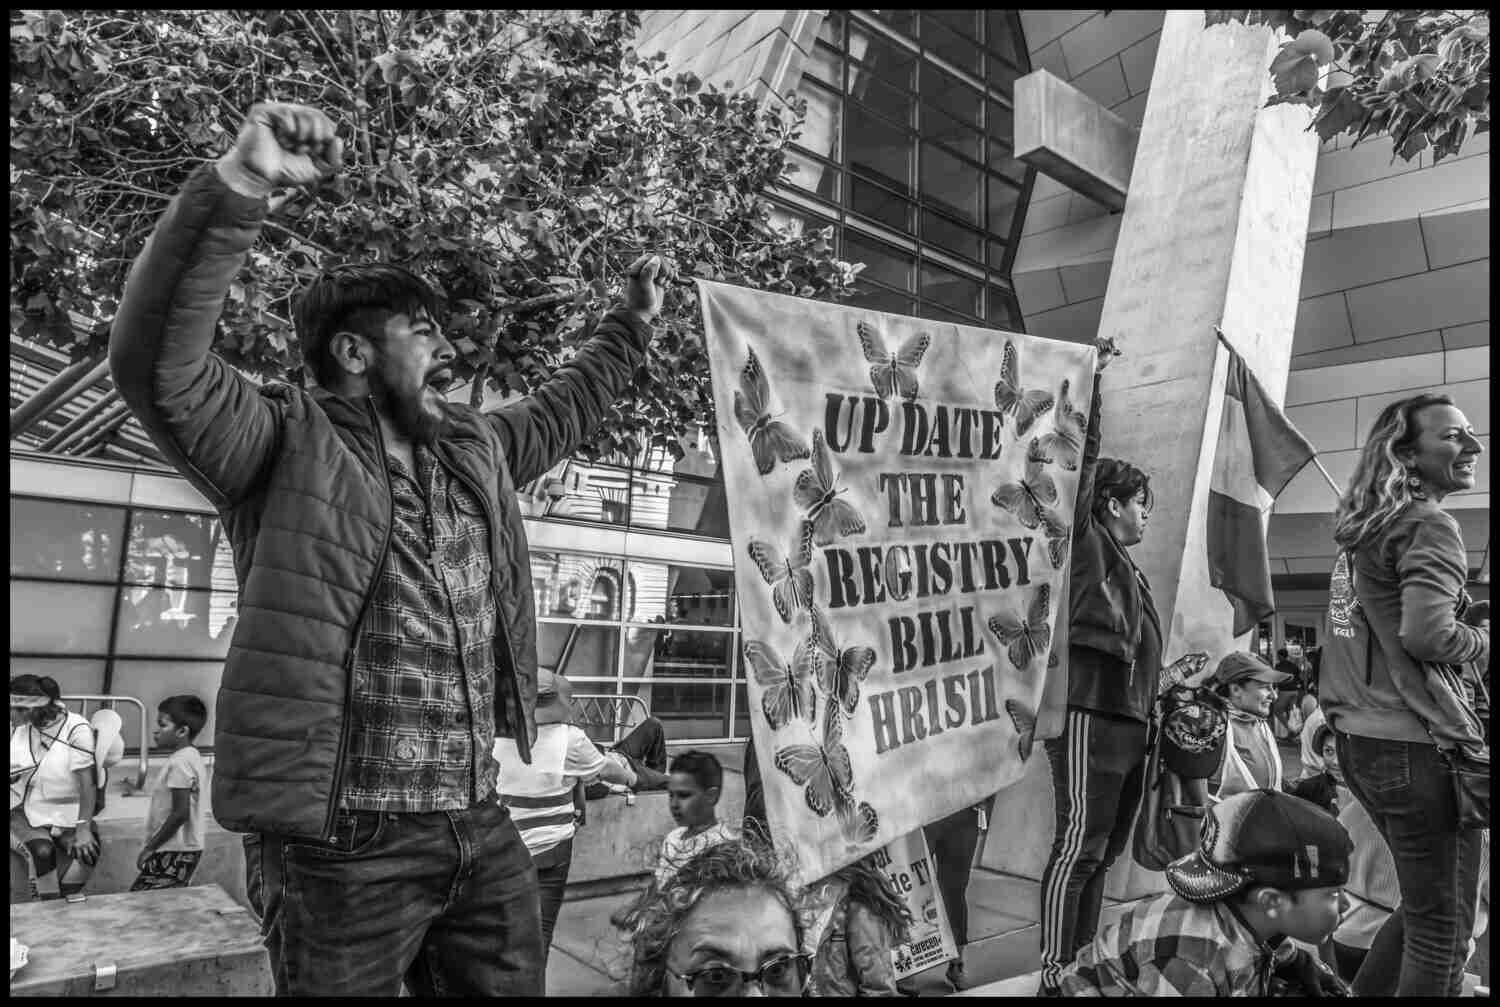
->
[1318, 392, 1487, 997]
[619, 833, 810, 997]
[9, 674, 101, 900]
[807, 854, 912, 996]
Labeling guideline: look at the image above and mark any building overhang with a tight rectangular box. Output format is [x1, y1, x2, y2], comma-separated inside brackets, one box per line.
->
[1013, 68, 1137, 212]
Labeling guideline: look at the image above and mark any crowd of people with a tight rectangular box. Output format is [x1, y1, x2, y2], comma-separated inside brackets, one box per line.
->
[8, 97, 1490, 998]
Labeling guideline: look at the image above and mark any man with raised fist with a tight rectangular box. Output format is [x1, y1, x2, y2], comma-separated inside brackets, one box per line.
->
[110, 102, 667, 997]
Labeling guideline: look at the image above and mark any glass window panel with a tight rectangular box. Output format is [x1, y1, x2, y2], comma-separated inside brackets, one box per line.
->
[622, 562, 736, 626]
[639, 628, 734, 680]
[530, 552, 626, 620]
[986, 57, 1020, 96]
[921, 261, 983, 317]
[848, 26, 917, 87]
[734, 682, 752, 740]
[798, 78, 843, 162]
[923, 17, 981, 76]
[988, 176, 1024, 237]
[921, 209, 983, 262]
[988, 283, 1025, 330]
[531, 462, 631, 527]
[124, 510, 229, 592]
[869, 10, 918, 37]
[850, 177, 915, 233]
[848, 73, 916, 128]
[987, 100, 1014, 141]
[988, 239, 1010, 270]
[114, 586, 237, 660]
[847, 105, 915, 194]
[10, 498, 126, 583]
[988, 141, 1028, 184]
[630, 473, 730, 539]
[11, 581, 115, 654]
[624, 680, 732, 740]
[769, 202, 837, 242]
[537, 621, 620, 678]
[7, 657, 106, 705]
[929, 9, 979, 37]
[920, 107, 983, 161]
[985, 10, 1025, 65]
[921, 66, 980, 126]
[111, 660, 224, 752]
[921, 143, 982, 226]
[784, 147, 840, 202]
[844, 232, 915, 291]
[919, 301, 981, 326]
[849, 282, 918, 317]
[805, 40, 843, 88]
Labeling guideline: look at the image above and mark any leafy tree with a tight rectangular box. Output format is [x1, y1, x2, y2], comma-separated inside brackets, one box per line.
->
[1206, 9, 1490, 162]
[10, 9, 861, 461]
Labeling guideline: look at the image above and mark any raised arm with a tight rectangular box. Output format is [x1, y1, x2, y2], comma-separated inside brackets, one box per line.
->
[1073, 371, 1106, 538]
[485, 256, 666, 487]
[110, 104, 342, 508]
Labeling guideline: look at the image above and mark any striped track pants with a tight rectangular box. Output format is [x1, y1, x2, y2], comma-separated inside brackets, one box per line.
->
[1037, 708, 1150, 991]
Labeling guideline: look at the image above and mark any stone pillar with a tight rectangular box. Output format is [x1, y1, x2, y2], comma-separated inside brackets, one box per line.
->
[984, 11, 1320, 901]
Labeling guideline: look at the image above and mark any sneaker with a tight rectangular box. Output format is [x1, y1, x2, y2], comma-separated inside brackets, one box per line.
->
[944, 961, 970, 992]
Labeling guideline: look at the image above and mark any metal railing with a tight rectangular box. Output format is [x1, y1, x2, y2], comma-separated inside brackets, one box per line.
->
[62, 694, 150, 791]
[572, 693, 650, 744]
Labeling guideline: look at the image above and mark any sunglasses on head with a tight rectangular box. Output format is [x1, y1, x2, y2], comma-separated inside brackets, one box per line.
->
[668, 952, 812, 997]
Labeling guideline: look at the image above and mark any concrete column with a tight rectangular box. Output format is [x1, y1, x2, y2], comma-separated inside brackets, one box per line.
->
[985, 11, 1319, 900]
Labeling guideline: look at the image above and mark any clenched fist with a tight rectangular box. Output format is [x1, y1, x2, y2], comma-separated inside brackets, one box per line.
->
[623, 253, 674, 325]
[216, 102, 343, 200]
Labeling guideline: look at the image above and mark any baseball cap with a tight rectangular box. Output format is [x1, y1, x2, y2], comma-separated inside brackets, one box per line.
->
[1210, 651, 1291, 690]
[1166, 790, 1353, 903]
[1158, 684, 1228, 780]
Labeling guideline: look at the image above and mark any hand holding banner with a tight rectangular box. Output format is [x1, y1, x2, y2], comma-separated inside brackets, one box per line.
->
[700, 280, 1096, 883]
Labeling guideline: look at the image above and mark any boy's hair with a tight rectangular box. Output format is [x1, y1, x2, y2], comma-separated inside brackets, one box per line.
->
[1463, 599, 1490, 626]
[1276, 647, 1289, 660]
[158, 694, 208, 741]
[292, 263, 446, 387]
[1091, 457, 1153, 521]
[669, 749, 723, 794]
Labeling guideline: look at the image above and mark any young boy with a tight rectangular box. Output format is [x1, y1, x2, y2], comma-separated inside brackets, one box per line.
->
[1054, 789, 1352, 996]
[654, 749, 735, 886]
[130, 695, 208, 891]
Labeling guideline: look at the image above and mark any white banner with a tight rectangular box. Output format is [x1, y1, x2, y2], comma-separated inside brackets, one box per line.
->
[878, 829, 958, 980]
[699, 280, 1096, 883]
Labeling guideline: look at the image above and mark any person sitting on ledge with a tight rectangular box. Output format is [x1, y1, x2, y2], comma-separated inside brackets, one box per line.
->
[585, 713, 672, 799]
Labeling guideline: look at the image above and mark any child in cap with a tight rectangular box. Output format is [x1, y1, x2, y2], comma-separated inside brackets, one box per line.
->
[130, 695, 208, 890]
[1055, 789, 1353, 997]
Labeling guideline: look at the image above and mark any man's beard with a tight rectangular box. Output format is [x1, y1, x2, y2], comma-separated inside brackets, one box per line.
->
[370, 366, 451, 445]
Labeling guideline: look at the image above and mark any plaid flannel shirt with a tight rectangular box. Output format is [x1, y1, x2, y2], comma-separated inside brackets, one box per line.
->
[1057, 891, 1292, 996]
[340, 446, 499, 813]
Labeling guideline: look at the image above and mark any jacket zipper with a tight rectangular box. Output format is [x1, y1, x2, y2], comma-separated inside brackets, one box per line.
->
[447, 456, 533, 767]
[324, 397, 395, 839]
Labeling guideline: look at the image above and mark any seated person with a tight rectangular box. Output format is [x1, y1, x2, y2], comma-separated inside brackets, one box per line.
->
[1207, 653, 1290, 801]
[1284, 724, 1340, 815]
[1055, 789, 1351, 996]
[586, 714, 671, 799]
[9, 675, 100, 900]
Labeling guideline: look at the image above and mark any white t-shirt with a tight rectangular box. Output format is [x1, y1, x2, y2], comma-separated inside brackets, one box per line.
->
[494, 724, 608, 856]
[10, 712, 95, 829]
[145, 745, 206, 852]
[655, 821, 738, 887]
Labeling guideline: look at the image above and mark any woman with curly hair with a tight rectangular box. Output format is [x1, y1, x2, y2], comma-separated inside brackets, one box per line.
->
[806, 854, 912, 996]
[1318, 392, 1487, 998]
[619, 832, 810, 997]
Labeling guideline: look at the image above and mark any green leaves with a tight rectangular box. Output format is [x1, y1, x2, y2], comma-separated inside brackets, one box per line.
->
[1211, 9, 1489, 162]
[10, 9, 859, 457]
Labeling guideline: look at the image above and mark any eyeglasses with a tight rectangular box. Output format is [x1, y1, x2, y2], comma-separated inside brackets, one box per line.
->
[667, 952, 812, 996]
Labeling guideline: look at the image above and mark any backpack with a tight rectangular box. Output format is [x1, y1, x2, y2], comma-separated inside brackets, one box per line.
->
[1131, 685, 1225, 871]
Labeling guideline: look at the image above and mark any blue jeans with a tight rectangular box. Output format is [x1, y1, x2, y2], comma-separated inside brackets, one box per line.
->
[248, 796, 543, 997]
[532, 837, 573, 971]
[1336, 733, 1482, 997]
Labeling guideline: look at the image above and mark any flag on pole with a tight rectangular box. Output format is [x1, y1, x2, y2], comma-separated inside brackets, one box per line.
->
[1207, 339, 1317, 636]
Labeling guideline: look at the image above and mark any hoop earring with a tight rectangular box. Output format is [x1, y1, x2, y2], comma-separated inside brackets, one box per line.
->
[1405, 468, 1427, 499]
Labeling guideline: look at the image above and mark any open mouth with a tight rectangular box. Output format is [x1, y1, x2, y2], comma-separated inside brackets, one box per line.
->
[425, 370, 455, 395]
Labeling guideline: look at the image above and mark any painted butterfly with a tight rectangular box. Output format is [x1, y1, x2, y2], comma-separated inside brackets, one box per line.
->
[734, 347, 810, 476]
[857, 320, 931, 401]
[1036, 378, 1087, 472]
[774, 710, 854, 817]
[991, 438, 1059, 529]
[988, 583, 1053, 672]
[1005, 698, 1037, 762]
[744, 639, 817, 731]
[808, 604, 877, 718]
[994, 342, 1055, 436]
[834, 788, 880, 845]
[794, 429, 867, 546]
[1039, 511, 1071, 571]
[747, 520, 815, 624]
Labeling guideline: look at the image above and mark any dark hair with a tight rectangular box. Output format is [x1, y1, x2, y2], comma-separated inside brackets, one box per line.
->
[669, 749, 723, 794]
[292, 263, 445, 386]
[1091, 457, 1153, 522]
[1463, 600, 1490, 627]
[158, 694, 208, 741]
[620, 834, 803, 997]
[1276, 648, 1289, 660]
[1334, 392, 1456, 550]
[835, 855, 913, 945]
[10, 674, 62, 703]
[1312, 724, 1336, 755]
